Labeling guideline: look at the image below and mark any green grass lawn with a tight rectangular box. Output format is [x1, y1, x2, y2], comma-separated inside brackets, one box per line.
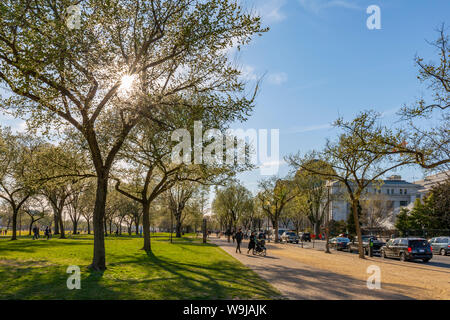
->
[0, 233, 281, 300]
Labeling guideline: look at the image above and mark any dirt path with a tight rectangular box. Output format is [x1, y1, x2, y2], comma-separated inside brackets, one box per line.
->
[212, 237, 449, 300]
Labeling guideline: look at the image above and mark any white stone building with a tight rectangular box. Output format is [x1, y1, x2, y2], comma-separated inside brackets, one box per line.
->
[327, 175, 422, 222]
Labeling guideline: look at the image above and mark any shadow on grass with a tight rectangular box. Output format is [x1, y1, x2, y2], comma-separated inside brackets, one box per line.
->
[0, 238, 281, 300]
[137, 250, 281, 300]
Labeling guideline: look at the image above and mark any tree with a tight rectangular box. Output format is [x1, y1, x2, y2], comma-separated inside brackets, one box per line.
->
[78, 181, 96, 234]
[23, 196, 48, 235]
[360, 193, 393, 228]
[293, 160, 332, 236]
[167, 182, 198, 238]
[284, 193, 309, 235]
[257, 177, 296, 242]
[66, 182, 92, 234]
[427, 179, 450, 229]
[30, 142, 92, 238]
[0, 0, 266, 270]
[0, 128, 41, 240]
[365, 26, 449, 171]
[212, 183, 253, 241]
[287, 111, 414, 258]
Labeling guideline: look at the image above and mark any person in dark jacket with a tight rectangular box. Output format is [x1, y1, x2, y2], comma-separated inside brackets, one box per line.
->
[247, 232, 256, 254]
[235, 228, 244, 253]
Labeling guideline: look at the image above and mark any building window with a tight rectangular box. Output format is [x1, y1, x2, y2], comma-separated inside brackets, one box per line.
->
[391, 189, 394, 194]
[404, 189, 407, 194]
[400, 189, 403, 195]
[400, 201, 408, 206]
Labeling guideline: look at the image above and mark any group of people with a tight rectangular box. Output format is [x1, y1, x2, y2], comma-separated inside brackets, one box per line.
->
[229, 228, 267, 255]
[1, 229, 7, 235]
[32, 225, 52, 240]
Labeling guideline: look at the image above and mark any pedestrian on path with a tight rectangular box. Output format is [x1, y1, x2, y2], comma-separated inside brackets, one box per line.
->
[32, 226, 39, 240]
[235, 228, 243, 253]
[247, 232, 256, 254]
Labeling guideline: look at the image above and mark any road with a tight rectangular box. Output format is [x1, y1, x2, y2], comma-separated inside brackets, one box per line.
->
[212, 236, 450, 300]
[281, 240, 450, 269]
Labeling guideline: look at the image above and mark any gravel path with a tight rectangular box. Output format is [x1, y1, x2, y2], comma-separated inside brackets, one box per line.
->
[212, 237, 412, 300]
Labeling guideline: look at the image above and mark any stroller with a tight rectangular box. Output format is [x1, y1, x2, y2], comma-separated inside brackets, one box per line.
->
[253, 239, 267, 256]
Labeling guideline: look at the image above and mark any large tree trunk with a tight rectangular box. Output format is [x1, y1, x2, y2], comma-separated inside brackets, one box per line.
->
[314, 223, 320, 237]
[29, 220, 34, 236]
[175, 217, 182, 238]
[352, 199, 364, 259]
[58, 208, 65, 239]
[73, 220, 78, 234]
[135, 218, 139, 236]
[87, 220, 91, 234]
[53, 209, 60, 235]
[11, 209, 18, 240]
[273, 218, 279, 242]
[90, 176, 108, 271]
[142, 202, 151, 252]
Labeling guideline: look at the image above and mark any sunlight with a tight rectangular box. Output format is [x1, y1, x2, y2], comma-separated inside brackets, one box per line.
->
[119, 74, 136, 93]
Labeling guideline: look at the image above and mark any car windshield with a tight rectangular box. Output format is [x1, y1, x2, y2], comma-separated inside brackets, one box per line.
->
[287, 233, 296, 236]
[409, 240, 429, 248]
[336, 238, 349, 242]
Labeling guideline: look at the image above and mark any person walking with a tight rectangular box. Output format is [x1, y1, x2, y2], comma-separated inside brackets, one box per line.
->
[32, 226, 38, 240]
[44, 226, 50, 240]
[247, 231, 256, 254]
[235, 228, 244, 253]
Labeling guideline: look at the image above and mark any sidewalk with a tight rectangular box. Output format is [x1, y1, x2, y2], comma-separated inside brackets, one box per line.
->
[211, 237, 411, 300]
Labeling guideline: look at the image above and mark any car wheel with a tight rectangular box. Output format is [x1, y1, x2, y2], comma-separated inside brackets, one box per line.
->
[441, 249, 447, 256]
[400, 252, 407, 262]
[422, 258, 430, 263]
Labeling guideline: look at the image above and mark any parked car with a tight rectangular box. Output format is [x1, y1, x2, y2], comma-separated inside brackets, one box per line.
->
[348, 235, 384, 255]
[281, 231, 299, 244]
[329, 237, 350, 251]
[429, 237, 450, 256]
[299, 232, 311, 242]
[381, 238, 432, 262]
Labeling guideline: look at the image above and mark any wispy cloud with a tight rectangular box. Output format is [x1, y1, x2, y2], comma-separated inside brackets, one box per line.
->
[288, 123, 332, 134]
[240, 65, 258, 81]
[268, 72, 288, 85]
[255, 0, 287, 23]
[298, 0, 360, 13]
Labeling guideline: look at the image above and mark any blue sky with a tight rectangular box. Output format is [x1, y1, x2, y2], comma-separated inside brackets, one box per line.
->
[0, 0, 448, 197]
[232, 0, 450, 192]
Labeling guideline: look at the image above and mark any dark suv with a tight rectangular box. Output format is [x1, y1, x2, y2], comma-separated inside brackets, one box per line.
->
[381, 238, 432, 262]
[429, 237, 450, 256]
[300, 232, 311, 242]
[348, 235, 384, 255]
